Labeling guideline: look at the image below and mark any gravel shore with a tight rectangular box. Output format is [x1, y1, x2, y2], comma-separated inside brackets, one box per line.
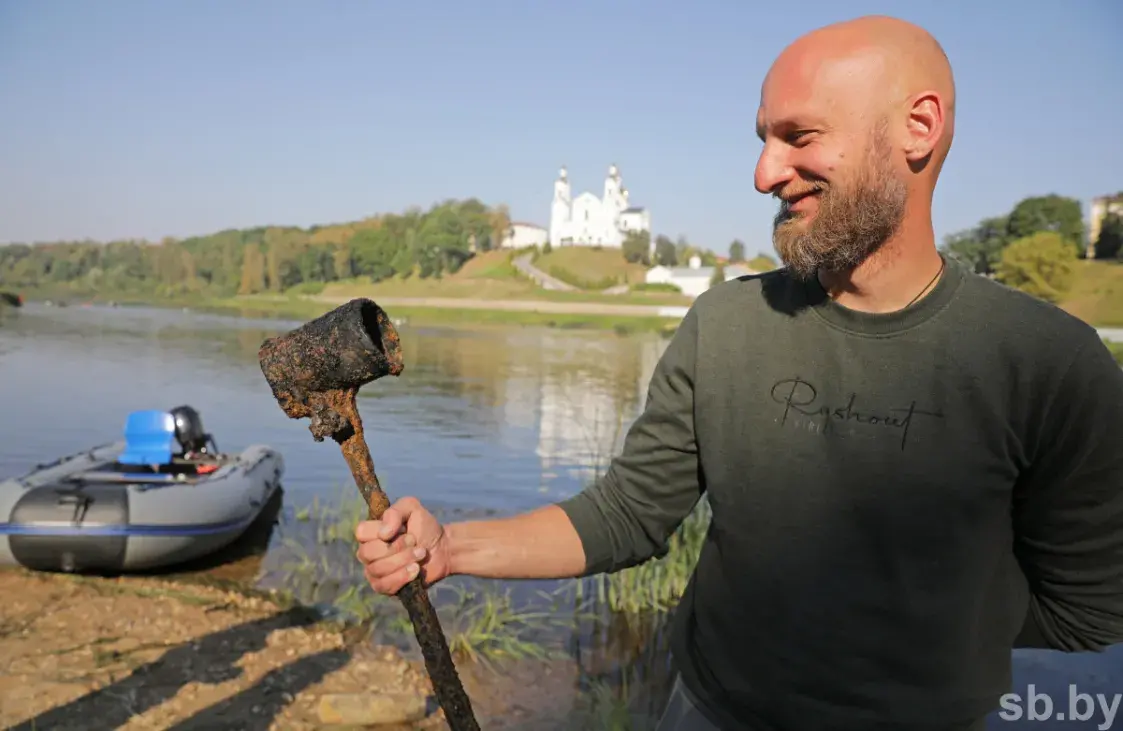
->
[0, 568, 448, 730]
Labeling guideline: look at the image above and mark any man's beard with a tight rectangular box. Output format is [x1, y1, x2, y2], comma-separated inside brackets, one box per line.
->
[771, 127, 907, 281]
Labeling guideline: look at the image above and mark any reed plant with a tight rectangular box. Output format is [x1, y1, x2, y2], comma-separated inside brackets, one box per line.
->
[579, 497, 709, 617]
[280, 488, 562, 668]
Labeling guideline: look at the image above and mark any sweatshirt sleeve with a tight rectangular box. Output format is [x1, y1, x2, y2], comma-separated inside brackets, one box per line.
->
[1013, 334, 1123, 651]
[555, 306, 705, 576]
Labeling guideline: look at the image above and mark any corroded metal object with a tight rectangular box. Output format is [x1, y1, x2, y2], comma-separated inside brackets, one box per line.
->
[258, 298, 481, 731]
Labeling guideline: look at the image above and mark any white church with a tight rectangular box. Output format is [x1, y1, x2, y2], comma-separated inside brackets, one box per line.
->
[550, 165, 651, 248]
[500, 164, 652, 250]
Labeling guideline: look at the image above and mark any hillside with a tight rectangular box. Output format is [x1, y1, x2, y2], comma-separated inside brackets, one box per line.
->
[1060, 260, 1123, 327]
[317, 247, 694, 306]
[532, 248, 649, 288]
[319, 250, 540, 301]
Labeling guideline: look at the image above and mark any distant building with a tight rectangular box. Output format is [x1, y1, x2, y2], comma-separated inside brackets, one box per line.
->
[723, 263, 757, 279]
[500, 222, 548, 249]
[549, 164, 651, 249]
[1087, 193, 1123, 258]
[644, 256, 757, 298]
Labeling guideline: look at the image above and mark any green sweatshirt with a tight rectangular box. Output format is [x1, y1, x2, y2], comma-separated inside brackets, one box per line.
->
[557, 257, 1123, 730]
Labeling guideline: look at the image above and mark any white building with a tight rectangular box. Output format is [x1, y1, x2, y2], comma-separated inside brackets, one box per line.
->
[645, 257, 757, 298]
[500, 222, 548, 250]
[549, 164, 651, 249]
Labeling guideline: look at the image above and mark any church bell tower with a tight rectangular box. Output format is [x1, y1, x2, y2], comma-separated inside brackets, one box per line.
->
[549, 166, 572, 248]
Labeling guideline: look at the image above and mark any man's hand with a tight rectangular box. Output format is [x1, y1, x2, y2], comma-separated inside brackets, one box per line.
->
[355, 497, 452, 595]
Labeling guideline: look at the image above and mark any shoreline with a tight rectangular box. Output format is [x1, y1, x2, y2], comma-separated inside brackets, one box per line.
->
[0, 564, 611, 730]
[23, 290, 1123, 342]
[0, 566, 451, 729]
[0, 478, 704, 730]
[15, 290, 687, 335]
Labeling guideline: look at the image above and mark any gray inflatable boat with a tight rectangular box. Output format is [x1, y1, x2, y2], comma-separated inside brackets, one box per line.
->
[0, 405, 284, 573]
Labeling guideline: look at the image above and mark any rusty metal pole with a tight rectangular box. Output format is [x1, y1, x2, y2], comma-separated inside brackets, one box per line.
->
[258, 298, 481, 731]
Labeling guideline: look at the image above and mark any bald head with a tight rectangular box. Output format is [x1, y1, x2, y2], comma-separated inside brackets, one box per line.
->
[764, 16, 955, 168]
[755, 16, 956, 278]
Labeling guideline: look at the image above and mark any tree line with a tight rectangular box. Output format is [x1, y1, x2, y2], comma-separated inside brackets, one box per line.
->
[940, 192, 1123, 303]
[619, 230, 776, 273]
[0, 198, 513, 297]
[7, 190, 1109, 304]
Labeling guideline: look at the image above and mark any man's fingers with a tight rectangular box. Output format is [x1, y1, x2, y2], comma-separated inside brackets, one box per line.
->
[356, 532, 415, 564]
[366, 542, 427, 578]
[355, 498, 425, 543]
[357, 516, 402, 545]
[367, 558, 422, 595]
[354, 496, 434, 596]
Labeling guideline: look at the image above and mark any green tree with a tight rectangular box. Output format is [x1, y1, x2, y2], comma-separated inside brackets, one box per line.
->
[994, 231, 1078, 304]
[621, 230, 650, 264]
[1006, 195, 1085, 254]
[710, 263, 726, 286]
[237, 244, 266, 295]
[349, 227, 400, 282]
[674, 235, 691, 263]
[941, 216, 1009, 274]
[654, 235, 677, 267]
[0, 197, 512, 298]
[729, 239, 746, 263]
[1094, 213, 1123, 260]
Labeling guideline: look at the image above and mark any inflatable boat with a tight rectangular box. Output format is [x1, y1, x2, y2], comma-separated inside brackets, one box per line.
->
[0, 405, 284, 573]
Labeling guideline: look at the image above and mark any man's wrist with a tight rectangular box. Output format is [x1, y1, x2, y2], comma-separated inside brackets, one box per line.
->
[443, 521, 468, 578]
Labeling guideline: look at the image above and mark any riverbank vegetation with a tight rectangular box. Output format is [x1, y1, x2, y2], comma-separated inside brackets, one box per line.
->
[942, 192, 1123, 324]
[1, 199, 514, 298]
[0, 199, 700, 307]
[252, 485, 710, 728]
[271, 485, 710, 669]
[146, 293, 680, 336]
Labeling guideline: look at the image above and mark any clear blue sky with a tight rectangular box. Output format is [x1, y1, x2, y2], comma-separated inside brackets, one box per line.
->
[1, 0, 1120, 258]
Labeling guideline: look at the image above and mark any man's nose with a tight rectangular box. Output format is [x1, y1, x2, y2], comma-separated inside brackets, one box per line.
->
[755, 143, 793, 195]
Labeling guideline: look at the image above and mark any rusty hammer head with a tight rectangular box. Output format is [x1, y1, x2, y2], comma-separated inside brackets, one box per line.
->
[258, 298, 404, 441]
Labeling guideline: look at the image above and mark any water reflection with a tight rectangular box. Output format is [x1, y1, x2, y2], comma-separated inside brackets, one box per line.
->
[0, 303, 666, 517]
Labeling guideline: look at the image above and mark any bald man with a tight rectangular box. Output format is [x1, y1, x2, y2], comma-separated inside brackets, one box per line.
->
[355, 16, 1123, 730]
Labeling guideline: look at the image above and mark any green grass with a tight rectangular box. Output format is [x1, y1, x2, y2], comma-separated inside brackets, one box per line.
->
[200, 297, 680, 336]
[279, 489, 564, 670]
[578, 498, 710, 617]
[318, 276, 691, 306]
[384, 306, 679, 335]
[277, 478, 709, 673]
[258, 471, 708, 730]
[458, 250, 524, 280]
[533, 247, 649, 287]
[1061, 260, 1123, 326]
[20, 285, 686, 336]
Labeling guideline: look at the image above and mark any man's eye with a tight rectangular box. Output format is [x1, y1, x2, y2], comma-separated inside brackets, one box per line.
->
[789, 130, 816, 146]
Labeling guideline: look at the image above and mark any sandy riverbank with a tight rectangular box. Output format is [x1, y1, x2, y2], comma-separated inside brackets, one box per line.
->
[0, 568, 542, 730]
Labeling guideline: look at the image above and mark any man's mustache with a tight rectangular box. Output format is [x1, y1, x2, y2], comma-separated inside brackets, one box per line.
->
[773, 181, 827, 205]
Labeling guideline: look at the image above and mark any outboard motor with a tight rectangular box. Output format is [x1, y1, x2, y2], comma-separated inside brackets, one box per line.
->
[169, 404, 215, 456]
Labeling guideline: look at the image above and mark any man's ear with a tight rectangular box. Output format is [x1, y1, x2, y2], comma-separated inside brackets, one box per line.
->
[903, 91, 945, 165]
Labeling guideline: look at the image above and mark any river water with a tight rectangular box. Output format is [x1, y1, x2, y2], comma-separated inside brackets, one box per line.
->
[1, 302, 1120, 730]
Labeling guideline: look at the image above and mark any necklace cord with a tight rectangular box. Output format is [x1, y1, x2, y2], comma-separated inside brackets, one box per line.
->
[903, 257, 946, 310]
